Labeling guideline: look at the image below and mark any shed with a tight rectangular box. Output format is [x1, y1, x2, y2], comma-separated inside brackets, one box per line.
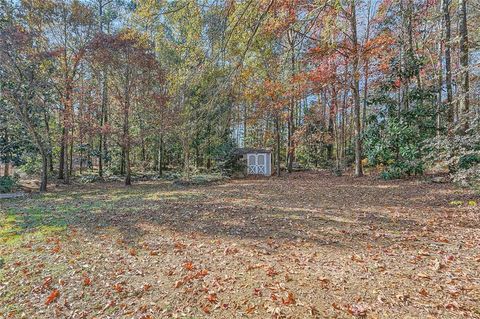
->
[234, 148, 272, 176]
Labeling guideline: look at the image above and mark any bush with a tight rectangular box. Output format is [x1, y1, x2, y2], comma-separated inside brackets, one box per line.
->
[423, 115, 480, 188]
[217, 150, 246, 177]
[458, 154, 480, 170]
[380, 161, 424, 180]
[0, 175, 19, 193]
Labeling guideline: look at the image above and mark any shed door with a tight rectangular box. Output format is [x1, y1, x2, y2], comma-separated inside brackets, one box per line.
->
[247, 154, 257, 174]
[256, 154, 266, 175]
[247, 153, 266, 175]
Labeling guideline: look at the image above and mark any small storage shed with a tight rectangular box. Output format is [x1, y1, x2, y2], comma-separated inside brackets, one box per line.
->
[234, 148, 272, 176]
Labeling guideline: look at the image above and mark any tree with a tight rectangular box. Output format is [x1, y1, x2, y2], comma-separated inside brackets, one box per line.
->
[89, 30, 165, 185]
[458, 0, 470, 133]
[0, 19, 53, 191]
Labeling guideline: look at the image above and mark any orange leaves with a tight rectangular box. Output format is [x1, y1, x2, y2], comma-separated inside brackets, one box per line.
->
[174, 242, 186, 252]
[206, 293, 217, 304]
[129, 248, 137, 256]
[419, 288, 429, 297]
[52, 244, 61, 254]
[245, 304, 256, 314]
[113, 283, 123, 293]
[202, 305, 211, 314]
[45, 289, 60, 305]
[142, 283, 152, 292]
[183, 261, 195, 271]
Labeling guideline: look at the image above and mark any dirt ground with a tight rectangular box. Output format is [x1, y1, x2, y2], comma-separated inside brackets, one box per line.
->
[0, 171, 479, 318]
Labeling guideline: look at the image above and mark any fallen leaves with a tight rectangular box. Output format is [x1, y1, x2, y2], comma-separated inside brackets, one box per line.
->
[83, 277, 91, 286]
[42, 277, 52, 289]
[202, 305, 211, 314]
[206, 293, 217, 303]
[45, 289, 60, 305]
[419, 288, 429, 297]
[266, 266, 278, 277]
[113, 283, 123, 293]
[183, 261, 195, 271]
[2, 172, 480, 318]
[281, 292, 295, 305]
[347, 303, 368, 317]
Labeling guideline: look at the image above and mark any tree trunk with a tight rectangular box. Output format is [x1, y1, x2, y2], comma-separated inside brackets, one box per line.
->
[158, 133, 164, 176]
[40, 151, 48, 192]
[3, 163, 9, 177]
[275, 115, 281, 177]
[69, 135, 73, 177]
[349, 1, 363, 177]
[458, 0, 469, 133]
[442, 0, 454, 129]
[287, 30, 296, 173]
[59, 126, 65, 179]
[124, 71, 131, 186]
[437, 2, 443, 136]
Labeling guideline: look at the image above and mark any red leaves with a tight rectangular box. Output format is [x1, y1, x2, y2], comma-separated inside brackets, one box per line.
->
[45, 289, 60, 305]
[266, 266, 278, 277]
[281, 292, 295, 305]
[83, 277, 91, 286]
[174, 269, 209, 288]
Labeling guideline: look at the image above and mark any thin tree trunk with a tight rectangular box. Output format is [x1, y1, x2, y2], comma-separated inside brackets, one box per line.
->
[124, 69, 131, 186]
[158, 133, 163, 176]
[287, 30, 296, 173]
[59, 126, 65, 179]
[349, 1, 363, 177]
[275, 115, 281, 177]
[437, 2, 443, 136]
[458, 0, 469, 133]
[40, 151, 48, 192]
[442, 0, 454, 129]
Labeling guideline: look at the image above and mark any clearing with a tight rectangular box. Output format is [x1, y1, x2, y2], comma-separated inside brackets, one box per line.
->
[0, 172, 479, 318]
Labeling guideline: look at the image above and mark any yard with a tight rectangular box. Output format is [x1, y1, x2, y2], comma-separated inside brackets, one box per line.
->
[0, 172, 479, 318]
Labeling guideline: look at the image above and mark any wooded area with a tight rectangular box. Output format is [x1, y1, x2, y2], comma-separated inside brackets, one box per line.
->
[1, 2, 480, 317]
[0, 0, 478, 191]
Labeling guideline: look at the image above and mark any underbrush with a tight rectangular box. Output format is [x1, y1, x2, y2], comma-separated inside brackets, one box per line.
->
[0, 175, 19, 193]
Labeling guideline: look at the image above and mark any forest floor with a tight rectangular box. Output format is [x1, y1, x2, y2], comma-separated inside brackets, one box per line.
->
[0, 171, 479, 319]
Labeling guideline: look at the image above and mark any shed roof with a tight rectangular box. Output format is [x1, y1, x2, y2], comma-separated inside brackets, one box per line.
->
[233, 147, 271, 155]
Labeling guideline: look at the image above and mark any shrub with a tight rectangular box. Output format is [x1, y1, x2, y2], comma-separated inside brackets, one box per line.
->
[423, 115, 480, 188]
[458, 154, 480, 170]
[0, 175, 19, 193]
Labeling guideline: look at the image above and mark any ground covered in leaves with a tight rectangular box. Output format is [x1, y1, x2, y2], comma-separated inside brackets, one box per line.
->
[1, 171, 479, 319]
